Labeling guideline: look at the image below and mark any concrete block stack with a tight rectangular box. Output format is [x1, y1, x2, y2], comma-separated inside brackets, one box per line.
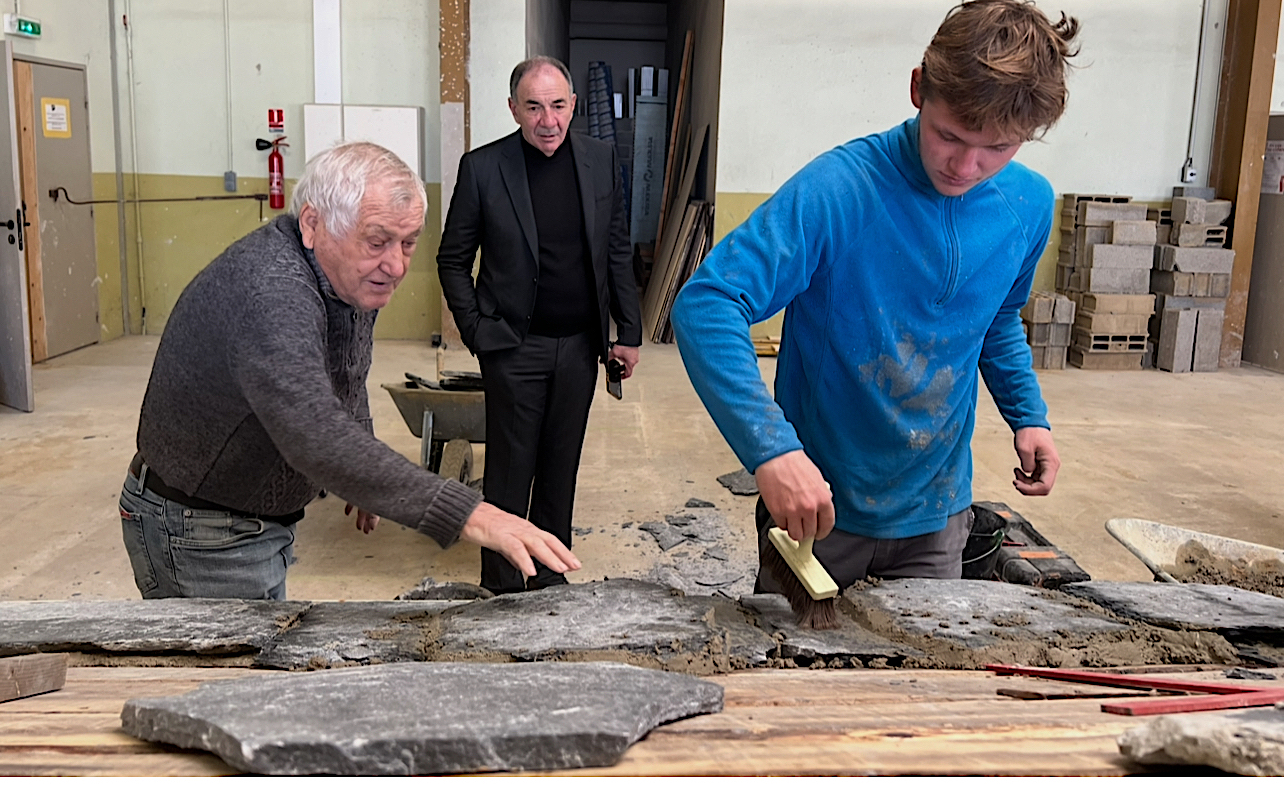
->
[1149, 187, 1234, 373]
[1020, 290, 1074, 369]
[1056, 194, 1155, 370]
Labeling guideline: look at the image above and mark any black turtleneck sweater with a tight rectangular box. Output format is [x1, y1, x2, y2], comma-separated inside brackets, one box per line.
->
[522, 135, 598, 339]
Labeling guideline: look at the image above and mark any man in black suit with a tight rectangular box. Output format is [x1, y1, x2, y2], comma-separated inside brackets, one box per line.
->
[438, 56, 642, 595]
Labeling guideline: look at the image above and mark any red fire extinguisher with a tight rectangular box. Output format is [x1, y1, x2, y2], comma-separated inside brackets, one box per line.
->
[268, 136, 288, 210]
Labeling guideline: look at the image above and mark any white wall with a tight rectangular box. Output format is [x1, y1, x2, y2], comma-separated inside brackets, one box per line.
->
[470, 0, 525, 149]
[718, 0, 1223, 201]
[4, 0, 442, 182]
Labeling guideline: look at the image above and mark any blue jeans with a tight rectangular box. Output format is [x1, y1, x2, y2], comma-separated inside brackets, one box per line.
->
[119, 466, 296, 600]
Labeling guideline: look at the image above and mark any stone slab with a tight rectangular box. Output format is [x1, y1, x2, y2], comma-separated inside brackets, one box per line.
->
[1061, 581, 1284, 637]
[256, 601, 458, 670]
[0, 599, 308, 658]
[740, 594, 921, 668]
[432, 579, 774, 673]
[1118, 707, 1284, 776]
[716, 467, 758, 495]
[843, 579, 1236, 668]
[121, 662, 724, 775]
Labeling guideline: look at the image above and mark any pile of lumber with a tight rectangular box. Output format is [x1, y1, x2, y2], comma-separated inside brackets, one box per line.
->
[642, 200, 712, 343]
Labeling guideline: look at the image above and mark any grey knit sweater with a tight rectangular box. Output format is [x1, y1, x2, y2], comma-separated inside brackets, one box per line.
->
[136, 214, 481, 548]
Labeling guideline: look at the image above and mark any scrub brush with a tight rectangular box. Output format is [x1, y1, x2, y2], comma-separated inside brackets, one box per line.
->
[762, 527, 840, 629]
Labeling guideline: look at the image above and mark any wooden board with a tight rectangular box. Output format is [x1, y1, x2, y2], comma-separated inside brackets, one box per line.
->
[12, 59, 45, 363]
[642, 126, 709, 341]
[6, 666, 1277, 776]
[653, 30, 693, 252]
[0, 654, 67, 703]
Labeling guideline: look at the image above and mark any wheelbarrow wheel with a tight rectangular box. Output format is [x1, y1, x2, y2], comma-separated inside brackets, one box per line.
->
[436, 439, 473, 484]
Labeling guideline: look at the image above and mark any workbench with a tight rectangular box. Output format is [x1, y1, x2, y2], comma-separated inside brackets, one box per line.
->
[5, 664, 1274, 775]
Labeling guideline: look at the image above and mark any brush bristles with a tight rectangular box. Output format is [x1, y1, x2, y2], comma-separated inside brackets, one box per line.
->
[762, 541, 840, 630]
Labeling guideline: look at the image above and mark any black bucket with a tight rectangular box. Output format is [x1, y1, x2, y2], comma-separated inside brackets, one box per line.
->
[962, 506, 1008, 580]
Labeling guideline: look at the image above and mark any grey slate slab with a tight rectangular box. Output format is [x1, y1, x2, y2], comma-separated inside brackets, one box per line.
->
[433, 578, 770, 673]
[0, 599, 307, 658]
[716, 468, 758, 495]
[256, 601, 458, 670]
[741, 594, 922, 668]
[845, 579, 1237, 668]
[1062, 581, 1284, 636]
[396, 576, 493, 601]
[121, 662, 724, 775]
[1118, 707, 1284, 776]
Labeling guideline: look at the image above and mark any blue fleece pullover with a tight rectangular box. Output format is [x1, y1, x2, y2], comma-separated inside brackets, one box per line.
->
[672, 116, 1052, 539]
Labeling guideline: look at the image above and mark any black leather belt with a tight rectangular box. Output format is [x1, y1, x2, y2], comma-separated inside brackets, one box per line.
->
[129, 453, 305, 524]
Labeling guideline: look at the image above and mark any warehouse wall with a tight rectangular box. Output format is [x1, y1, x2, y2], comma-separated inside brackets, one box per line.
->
[715, 0, 1230, 306]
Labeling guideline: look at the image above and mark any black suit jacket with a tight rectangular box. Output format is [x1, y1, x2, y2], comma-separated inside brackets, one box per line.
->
[437, 131, 642, 358]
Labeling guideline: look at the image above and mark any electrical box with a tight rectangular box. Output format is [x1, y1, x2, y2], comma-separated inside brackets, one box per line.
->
[3, 14, 42, 38]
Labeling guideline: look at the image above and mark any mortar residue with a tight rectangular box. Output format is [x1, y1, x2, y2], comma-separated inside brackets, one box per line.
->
[1165, 540, 1284, 598]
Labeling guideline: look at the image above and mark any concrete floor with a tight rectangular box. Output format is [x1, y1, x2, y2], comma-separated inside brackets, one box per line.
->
[2, 335, 1283, 602]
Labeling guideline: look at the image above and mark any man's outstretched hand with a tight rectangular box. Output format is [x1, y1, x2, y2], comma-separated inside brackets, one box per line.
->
[755, 449, 835, 543]
[1013, 426, 1060, 496]
[459, 502, 581, 578]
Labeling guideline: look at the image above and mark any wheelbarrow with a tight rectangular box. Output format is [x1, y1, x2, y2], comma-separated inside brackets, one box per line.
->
[1105, 517, 1284, 595]
[381, 375, 485, 485]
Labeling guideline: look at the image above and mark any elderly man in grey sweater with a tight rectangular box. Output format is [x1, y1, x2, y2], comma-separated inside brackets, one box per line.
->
[120, 142, 579, 600]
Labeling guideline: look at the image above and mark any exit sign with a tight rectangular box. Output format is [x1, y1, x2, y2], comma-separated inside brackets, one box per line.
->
[4, 14, 42, 38]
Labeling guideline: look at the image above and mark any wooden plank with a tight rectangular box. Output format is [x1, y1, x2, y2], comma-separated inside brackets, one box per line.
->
[1210, 0, 1284, 365]
[0, 654, 66, 703]
[12, 59, 45, 364]
[653, 30, 693, 251]
[4, 666, 1265, 776]
[642, 126, 708, 341]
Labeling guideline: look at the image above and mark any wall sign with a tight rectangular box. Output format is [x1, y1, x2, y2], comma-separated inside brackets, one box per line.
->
[41, 97, 71, 139]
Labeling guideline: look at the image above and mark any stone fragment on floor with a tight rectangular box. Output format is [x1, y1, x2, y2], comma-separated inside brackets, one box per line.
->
[716, 468, 758, 496]
[740, 594, 922, 668]
[395, 577, 493, 601]
[638, 507, 757, 599]
[843, 579, 1238, 668]
[121, 661, 724, 775]
[1118, 707, 1284, 776]
[0, 599, 308, 660]
[1061, 581, 1284, 636]
[256, 601, 457, 670]
[432, 578, 768, 673]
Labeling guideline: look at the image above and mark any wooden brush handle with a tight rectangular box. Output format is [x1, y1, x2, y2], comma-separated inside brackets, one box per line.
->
[799, 536, 814, 557]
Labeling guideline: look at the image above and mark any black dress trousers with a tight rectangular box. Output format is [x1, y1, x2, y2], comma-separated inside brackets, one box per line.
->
[477, 331, 598, 594]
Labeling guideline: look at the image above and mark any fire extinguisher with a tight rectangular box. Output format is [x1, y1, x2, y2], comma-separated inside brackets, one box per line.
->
[268, 136, 288, 210]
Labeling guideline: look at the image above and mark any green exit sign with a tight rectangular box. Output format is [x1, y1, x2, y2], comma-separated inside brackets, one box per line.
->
[3, 14, 42, 39]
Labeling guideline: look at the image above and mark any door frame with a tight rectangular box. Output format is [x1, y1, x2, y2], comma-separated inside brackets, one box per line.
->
[0, 40, 32, 412]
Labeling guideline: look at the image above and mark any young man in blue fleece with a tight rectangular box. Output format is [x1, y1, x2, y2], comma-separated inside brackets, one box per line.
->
[672, 0, 1080, 590]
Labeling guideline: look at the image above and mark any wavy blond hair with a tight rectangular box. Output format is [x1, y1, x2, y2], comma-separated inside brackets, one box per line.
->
[919, 0, 1080, 141]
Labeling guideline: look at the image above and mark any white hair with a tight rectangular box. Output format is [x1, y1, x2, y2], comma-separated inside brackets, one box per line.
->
[289, 141, 427, 237]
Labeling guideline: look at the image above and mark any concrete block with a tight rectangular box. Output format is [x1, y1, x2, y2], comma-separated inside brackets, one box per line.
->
[1080, 266, 1150, 294]
[1193, 308, 1224, 372]
[1171, 186, 1216, 200]
[1072, 328, 1147, 352]
[1089, 243, 1153, 269]
[1147, 207, 1173, 223]
[121, 662, 725, 775]
[1075, 292, 1155, 315]
[1205, 199, 1233, 225]
[1151, 269, 1196, 297]
[1171, 196, 1207, 225]
[1156, 308, 1196, 373]
[1030, 344, 1067, 370]
[1110, 220, 1157, 246]
[1020, 292, 1056, 324]
[1077, 201, 1148, 226]
[1055, 264, 1074, 290]
[1064, 192, 1132, 205]
[1076, 225, 1110, 248]
[1053, 293, 1076, 323]
[1155, 224, 1170, 245]
[1156, 245, 1235, 274]
[1025, 321, 1069, 347]
[1171, 223, 1227, 248]
[1067, 348, 1144, 370]
[1075, 311, 1151, 335]
[1210, 273, 1231, 298]
[1153, 294, 1227, 315]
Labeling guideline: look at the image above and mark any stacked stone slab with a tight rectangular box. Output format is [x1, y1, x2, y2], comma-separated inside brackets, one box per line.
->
[1020, 290, 1074, 369]
[1056, 194, 1155, 370]
[1150, 186, 1234, 373]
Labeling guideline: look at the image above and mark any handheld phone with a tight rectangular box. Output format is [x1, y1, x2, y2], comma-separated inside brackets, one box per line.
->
[606, 359, 625, 400]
